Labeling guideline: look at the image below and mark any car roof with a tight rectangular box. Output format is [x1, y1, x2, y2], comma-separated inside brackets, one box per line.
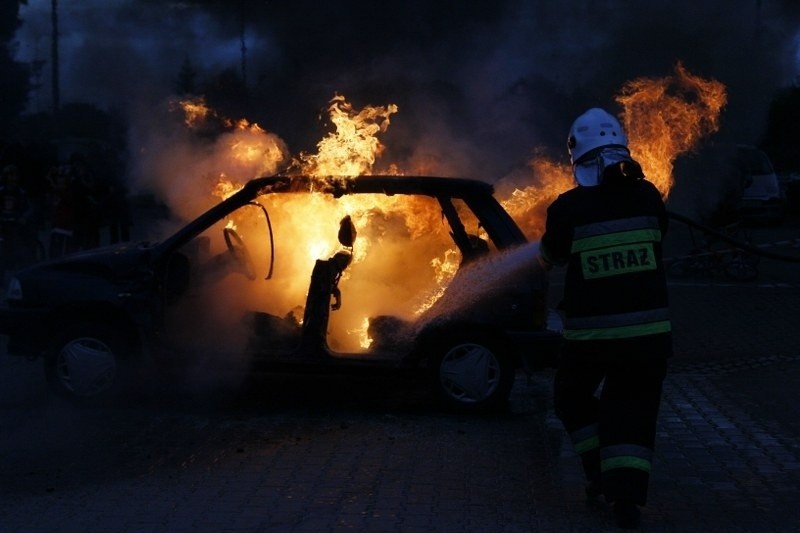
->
[156, 175, 502, 255]
[242, 175, 496, 199]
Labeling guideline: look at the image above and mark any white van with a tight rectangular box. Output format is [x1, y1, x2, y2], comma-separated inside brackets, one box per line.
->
[737, 145, 785, 224]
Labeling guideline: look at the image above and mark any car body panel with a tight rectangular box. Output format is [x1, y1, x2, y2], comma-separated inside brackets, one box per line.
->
[0, 174, 562, 406]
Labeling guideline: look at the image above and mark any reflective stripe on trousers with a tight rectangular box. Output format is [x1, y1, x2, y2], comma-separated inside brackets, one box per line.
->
[564, 308, 671, 341]
[601, 444, 653, 473]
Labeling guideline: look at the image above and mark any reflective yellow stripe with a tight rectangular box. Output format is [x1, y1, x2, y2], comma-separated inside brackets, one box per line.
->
[564, 320, 672, 341]
[601, 456, 652, 473]
[575, 436, 600, 454]
[574, 216, 660, 239]
[572, 228, 662, 253]
[566, 308, 669, 330]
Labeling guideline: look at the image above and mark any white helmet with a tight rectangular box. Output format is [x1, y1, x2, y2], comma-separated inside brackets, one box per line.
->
[567, 108, 628, 165]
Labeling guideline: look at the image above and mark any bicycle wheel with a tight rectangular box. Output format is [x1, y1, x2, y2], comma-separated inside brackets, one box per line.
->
[724, 256, 758, 281]
[668, 253, 709, 279]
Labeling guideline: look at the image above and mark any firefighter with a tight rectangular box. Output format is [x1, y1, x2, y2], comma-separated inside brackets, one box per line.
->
[539, 108, 672, 530]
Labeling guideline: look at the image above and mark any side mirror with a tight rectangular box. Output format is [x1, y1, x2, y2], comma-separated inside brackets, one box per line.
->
[337, 215, 357, 248]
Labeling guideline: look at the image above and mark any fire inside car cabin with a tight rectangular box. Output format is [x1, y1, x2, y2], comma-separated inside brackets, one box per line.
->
[145, 64, 727, 354]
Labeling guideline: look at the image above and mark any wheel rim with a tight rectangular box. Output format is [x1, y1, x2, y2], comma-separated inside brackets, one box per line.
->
[439, 343, 501, 404]
[56, 337, 117, 397]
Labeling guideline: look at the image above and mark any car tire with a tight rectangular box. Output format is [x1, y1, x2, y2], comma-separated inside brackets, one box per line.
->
[44, 321, 134, 405]
[429, 335, 515, 412]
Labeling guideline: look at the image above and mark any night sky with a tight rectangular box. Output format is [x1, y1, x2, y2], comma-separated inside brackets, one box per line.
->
[13, 0, 800, 180]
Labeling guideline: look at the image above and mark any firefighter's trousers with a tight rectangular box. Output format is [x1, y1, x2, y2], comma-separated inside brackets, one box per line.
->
[554, 339, 668, 506]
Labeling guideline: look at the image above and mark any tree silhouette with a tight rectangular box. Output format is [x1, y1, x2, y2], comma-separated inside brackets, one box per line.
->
[0, 0, 30, 137]
[202, 67, 250, 121]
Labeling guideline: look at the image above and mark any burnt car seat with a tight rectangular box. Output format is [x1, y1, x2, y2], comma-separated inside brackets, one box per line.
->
[300, 215, 357, 351]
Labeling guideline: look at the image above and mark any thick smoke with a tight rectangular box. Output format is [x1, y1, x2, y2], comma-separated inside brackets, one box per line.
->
[14, 0, 800, 182]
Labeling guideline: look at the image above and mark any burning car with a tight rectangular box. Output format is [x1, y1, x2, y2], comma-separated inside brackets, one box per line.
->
[0, 174, 562, 411]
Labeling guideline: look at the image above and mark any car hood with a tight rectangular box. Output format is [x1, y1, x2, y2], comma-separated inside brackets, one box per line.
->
[20, 241, 157, 280]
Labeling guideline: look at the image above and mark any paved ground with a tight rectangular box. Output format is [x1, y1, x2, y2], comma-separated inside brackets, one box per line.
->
[0, 210, 799, 532]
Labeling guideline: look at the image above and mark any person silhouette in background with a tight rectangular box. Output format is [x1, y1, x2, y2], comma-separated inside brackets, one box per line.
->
[47, 164, 80, 259]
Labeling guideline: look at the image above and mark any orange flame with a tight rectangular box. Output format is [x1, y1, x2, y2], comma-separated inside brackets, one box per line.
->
[505, 63, 727, 240]
[167, 96, 289, 215]
[186, 94, 453, 351]
[501, 155, 575, 240]
[173, 96, 212, 128]
[213, 177, 240, 200]
[413, 248, 461, 316]
[619, 62, 727, 198]
[167, 65, 726, 351]
[293, 94, 399, 177]
[224, 120, 288, 178]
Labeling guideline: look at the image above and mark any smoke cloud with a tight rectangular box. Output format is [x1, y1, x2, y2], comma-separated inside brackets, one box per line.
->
[14, 0, 800, 182]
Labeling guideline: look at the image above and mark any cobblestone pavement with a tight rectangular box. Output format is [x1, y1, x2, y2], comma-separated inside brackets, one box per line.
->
[0, 214, 799, 532]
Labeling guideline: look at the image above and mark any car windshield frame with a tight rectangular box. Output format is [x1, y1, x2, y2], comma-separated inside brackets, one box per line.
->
[154, 175, 528, 260]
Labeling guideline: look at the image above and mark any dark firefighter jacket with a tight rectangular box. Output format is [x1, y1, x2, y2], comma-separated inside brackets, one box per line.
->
[540, 170, 671, 353]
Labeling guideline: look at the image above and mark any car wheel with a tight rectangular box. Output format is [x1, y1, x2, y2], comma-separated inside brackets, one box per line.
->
[44, 322, 133, 404]
[430, 336, 515, 412]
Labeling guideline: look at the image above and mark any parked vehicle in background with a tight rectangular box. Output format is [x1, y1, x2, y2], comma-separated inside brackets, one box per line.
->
[779, 172, 800, 214]
[0, 175, 562, 411]
[737, 145, 786, 225]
